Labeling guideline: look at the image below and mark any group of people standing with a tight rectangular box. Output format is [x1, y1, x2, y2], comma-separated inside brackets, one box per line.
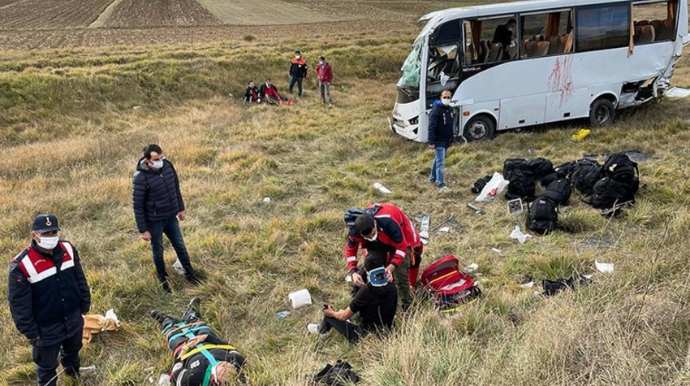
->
[8, 139, 423, 385]
[243, 50, 333, 105]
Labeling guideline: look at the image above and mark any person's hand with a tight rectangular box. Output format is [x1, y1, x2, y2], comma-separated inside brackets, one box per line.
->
[351, 272, 365, 287]
[185, 334, 208, 348]
[141, 231, 151, 241]
[178, 211, 186, 221]
[385, 265, 395, 282]
[429, 144, 435, 150]
[323, 306, 334, 317]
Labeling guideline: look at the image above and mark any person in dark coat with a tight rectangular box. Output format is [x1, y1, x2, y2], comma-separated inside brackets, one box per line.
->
[310, 253, 397, 343]
[8, 214, 91, 386]
[428, 89, 454, 191]
[151, 298, 245, 385]
[492, 18, 517, 59]
[243, 80, 261, 103]
[132, 144, 200, 292]
[288, 50, 308, 96]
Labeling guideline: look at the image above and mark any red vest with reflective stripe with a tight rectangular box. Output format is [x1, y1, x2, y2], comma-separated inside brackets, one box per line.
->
[17, 242, 75, 283]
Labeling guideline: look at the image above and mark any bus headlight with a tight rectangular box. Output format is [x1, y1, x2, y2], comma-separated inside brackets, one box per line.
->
[409, 116, 419, 125]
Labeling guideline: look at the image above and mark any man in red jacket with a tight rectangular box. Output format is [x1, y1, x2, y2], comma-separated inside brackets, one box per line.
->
[315, 55, 333, 105]
[344, 203, 423, 310]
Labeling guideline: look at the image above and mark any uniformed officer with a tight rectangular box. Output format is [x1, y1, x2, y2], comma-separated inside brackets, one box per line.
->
[7, 214, 91, 386]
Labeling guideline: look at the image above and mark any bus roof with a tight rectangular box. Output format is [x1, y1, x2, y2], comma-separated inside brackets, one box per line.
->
[418, 0, 634, 36]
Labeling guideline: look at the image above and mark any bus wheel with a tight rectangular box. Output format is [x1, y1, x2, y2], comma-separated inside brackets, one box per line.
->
[589, 98, 615, 126]
[464, 115, 495, 141]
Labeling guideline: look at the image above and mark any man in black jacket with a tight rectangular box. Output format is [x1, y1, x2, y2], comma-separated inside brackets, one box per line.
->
[428, 89, 454, 192]
[310, 253, 397, 343]
[151, 298, 245, 385]
[288, 50, 308, 96]
[8, 214, 91, 386]
[132, 144, 200, 292]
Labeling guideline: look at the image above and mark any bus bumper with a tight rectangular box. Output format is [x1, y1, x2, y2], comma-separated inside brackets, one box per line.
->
[390, 101, 423, 142]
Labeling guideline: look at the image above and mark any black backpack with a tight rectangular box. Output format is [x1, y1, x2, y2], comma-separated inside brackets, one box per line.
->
[554, 160, 577, 179]
[571, 159, 603, 196]
[313, 360, 361, 386]
[343, 206, 380, 228]
[540, 172, 558, 188]
[543, 178, 571, 206]
[526, 195, 558, 235]
[603, 152, 639, 191]
[589, 177, 636, 214]
[503, 159, 536, 200]
[471, 174, 492, 194]
[528, 157, 555, 181]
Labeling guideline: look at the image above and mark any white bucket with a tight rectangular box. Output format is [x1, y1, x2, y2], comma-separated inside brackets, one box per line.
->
[288, 289, 312, 309]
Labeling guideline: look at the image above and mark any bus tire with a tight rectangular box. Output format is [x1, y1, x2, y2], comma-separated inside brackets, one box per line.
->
[464, 115, 495, 141]
[589, 98, 615, 126]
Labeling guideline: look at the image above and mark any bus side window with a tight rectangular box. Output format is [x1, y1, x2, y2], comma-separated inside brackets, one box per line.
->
[633, 1, 677, 43]
[464, 15, 518, 65]
[575, 3, 630, 52]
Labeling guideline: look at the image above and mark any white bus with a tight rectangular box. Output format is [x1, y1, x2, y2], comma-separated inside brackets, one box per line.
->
[390, 0, 689, 142]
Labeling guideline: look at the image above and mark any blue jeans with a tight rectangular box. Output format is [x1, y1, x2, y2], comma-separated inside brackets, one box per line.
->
[429, 146, 447, 187]
[288, 76, 303, 96]
[148, 216, 194, 282]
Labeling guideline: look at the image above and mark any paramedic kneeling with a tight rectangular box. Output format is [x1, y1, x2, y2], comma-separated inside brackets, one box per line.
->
[151, 298, 245, 385]
[316, 253, 397, 343]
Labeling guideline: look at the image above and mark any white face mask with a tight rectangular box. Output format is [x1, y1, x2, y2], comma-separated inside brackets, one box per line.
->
[441, 98, 451, 106]
[363, 228, 378, 242]
[295, 55, 301, 59]
[38, 236, 59, 250]
[151, 159, 164, 169]
[319, 61, 324, 65]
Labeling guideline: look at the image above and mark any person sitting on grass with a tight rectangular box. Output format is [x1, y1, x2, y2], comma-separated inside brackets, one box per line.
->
[151, 298, 245, 385]
[259, 78, 291, 105]
[243, 80, 262, 103]
[309, 252, 398, 343]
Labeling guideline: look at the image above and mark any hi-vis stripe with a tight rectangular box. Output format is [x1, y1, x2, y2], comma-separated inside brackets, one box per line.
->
[22, 242, 74, 284]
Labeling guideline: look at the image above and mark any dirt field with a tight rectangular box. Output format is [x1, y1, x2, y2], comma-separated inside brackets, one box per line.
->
[197, 0, 335, 25]
[101, 0, 222, 27]
[0, 0, 22, 8]
[0, 0, 113, 29]
[0, 20, 415, 50]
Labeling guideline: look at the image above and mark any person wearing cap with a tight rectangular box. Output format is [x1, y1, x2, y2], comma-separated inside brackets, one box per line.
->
[133, 144, 201, 292]
[343, 203, 423, 311]
[288, 50, 308, 96]
[151, 298, 245, 385]
[7, 214, 91, 386]
[314, 55, 333, 105]
[310, 253, 397, 343]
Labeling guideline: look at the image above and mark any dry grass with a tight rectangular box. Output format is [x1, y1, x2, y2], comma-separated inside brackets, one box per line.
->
[1, 6, 690, 386]
[197, 0, 336, 25]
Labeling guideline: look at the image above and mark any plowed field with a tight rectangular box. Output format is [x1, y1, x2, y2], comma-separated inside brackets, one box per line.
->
[196, 0, 334, 25]
[0, 0, 114, 29]
[102, 0, 222, 27]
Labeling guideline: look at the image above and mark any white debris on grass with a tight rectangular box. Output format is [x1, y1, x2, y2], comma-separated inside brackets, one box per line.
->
[373, 182, 392, 194]
[595, 260, 614, 273]
[510, 225, 531, 244]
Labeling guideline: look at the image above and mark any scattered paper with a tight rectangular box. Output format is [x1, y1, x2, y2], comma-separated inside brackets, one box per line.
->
[437, 227, 450, 233]
[373, 182, 392, 194]
[276, 310, 291, 319]
[420, 238, 429, 245]
[464, 263, 478, 273]
[520, 281, 534, 288]
[263, 197, 271, 203]
[132, 105, 142, 110]
[666, 87, 690, 98]
[510, 225, 531, 244]
[345, 275, 352, 282]
[491, 248, 501, 253]
[595, 260, 614, 273]
[419, 214, 430, 239]
[80, 366, 96, 377]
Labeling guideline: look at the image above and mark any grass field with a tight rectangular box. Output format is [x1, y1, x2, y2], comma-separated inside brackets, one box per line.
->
[1, 1, 690, 385]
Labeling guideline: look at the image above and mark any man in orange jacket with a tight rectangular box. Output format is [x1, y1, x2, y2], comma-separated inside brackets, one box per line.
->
[288, 50, 308, 96]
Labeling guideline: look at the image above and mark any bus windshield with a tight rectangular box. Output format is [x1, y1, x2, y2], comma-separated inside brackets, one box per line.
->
[397, 40, 423, 88]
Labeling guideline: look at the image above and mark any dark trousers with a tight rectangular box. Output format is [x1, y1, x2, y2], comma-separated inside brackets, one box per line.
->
[319, 316, 363, 343]
[148, 216, 194, 282]
[32, 331, 82, 386]
[288, 76, 303, 96]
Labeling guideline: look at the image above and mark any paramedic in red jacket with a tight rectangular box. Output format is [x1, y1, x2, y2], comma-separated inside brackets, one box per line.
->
[344, 203, 422, 310]
[315, 55, 333, 104]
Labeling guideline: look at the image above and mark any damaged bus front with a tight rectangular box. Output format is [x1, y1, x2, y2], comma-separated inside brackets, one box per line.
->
[390, 0, 689, 143]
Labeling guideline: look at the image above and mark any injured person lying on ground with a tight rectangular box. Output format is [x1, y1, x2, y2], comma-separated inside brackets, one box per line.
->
[151, 298, 245, 385]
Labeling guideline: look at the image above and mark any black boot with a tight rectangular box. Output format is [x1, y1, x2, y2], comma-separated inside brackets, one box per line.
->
[182, 297, 201, 321]
[186, 273, 203, 286]
[159, 277, 172, 293]
[150, 309, 168, 323]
